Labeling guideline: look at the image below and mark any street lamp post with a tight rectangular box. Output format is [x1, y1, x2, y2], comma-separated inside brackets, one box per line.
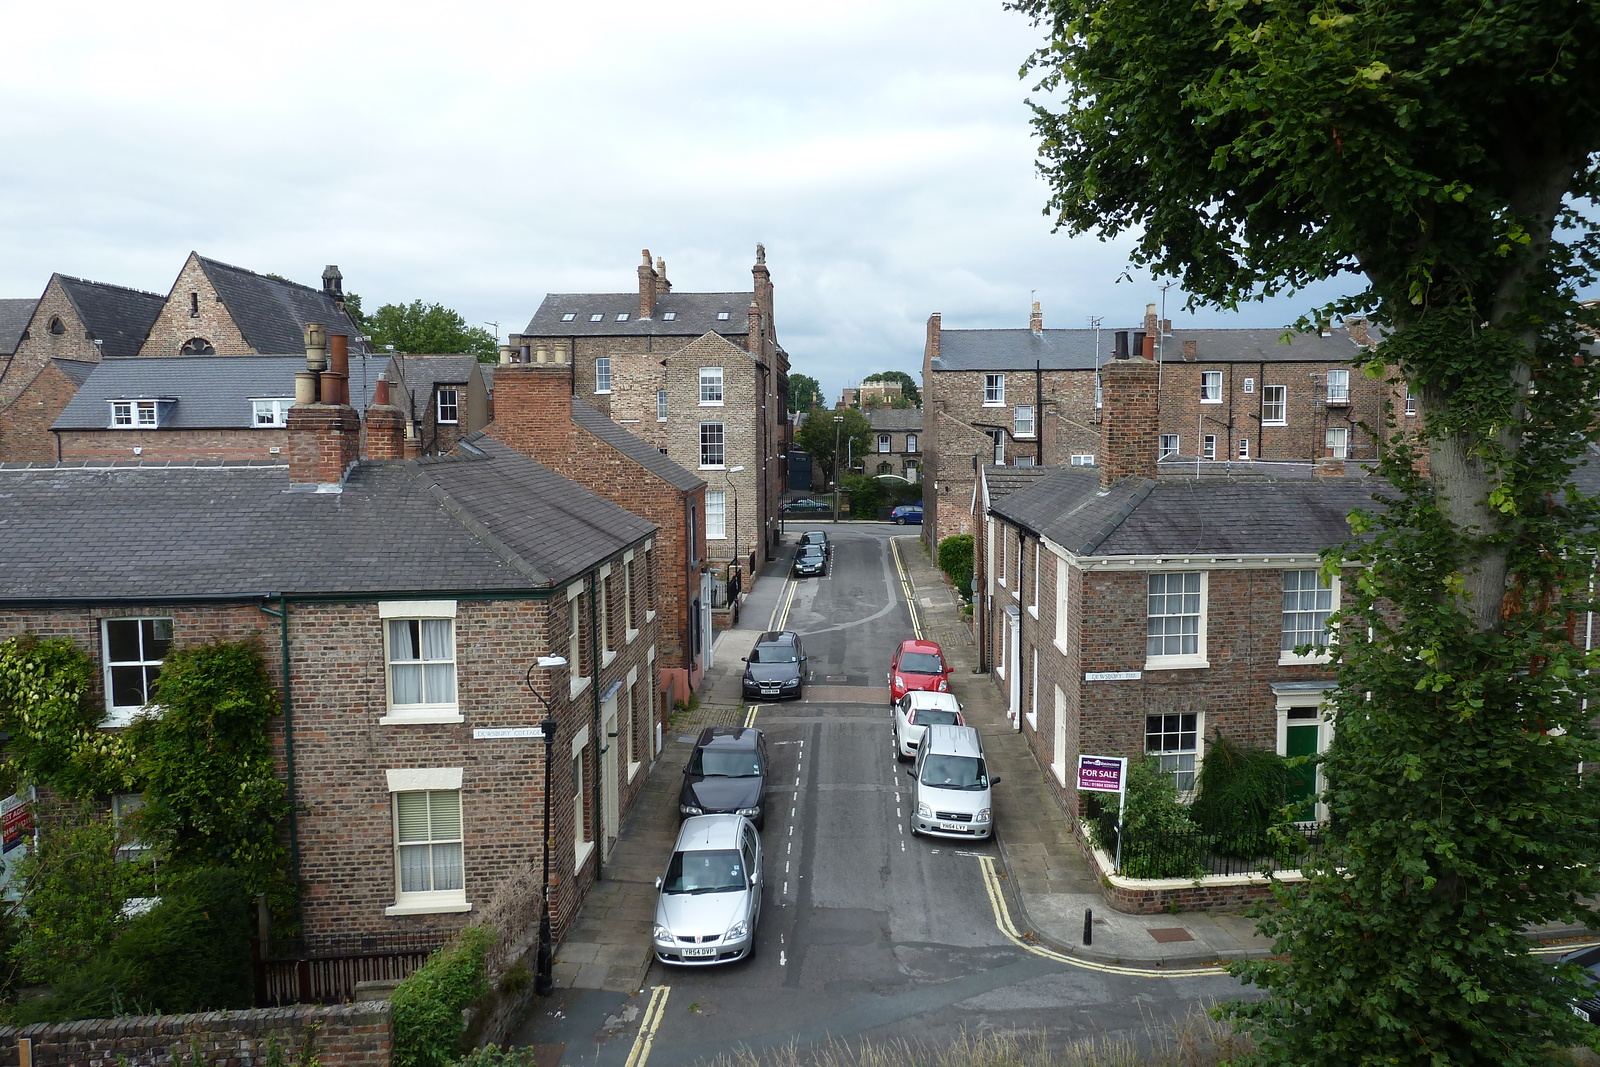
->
[832, 416, 844, 524]
[725, 465, 745, 580]
[525, 654, 568, 998]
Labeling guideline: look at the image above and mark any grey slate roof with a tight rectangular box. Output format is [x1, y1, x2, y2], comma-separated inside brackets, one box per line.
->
[57, 276, 166, 358]
[984, 465, 1051, 504]
[197, 256, 365, 355]
[0, 435, 655, 600]
[523, 293, 754, 339]
[991, 466, 1384, 556]
[0, 299, 37, 356]
[51, 360, 96, 388]
[868, 409, 922, 432]
[933, 326, 1368, 372]
[389, 355, 479, 422]
[570, 398, 704, 492]
[53, 357, 374, 430]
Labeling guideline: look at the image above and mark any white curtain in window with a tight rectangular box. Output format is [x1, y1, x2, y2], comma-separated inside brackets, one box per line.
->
[397, 790, 463, 893]
[421, 619, 456, 703]
[390, 620, 423, 705]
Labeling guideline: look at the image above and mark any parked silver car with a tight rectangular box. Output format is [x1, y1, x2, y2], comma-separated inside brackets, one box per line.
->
[653, 814, 764, 965]
[907, 724, 999, 840]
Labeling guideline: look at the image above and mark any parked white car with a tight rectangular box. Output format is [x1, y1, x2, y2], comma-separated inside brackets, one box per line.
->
[892, 690, 964, 762]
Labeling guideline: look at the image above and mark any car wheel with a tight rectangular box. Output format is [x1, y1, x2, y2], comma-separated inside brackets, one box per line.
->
[896, 517, 905, 525]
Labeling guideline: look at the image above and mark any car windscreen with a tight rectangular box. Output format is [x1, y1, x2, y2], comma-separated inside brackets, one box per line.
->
[750, 645, 798, 664]
[913, 708, 959, 727]
[797, 547, 825, 560]
[919, 754, 987, 790]
[662, 848, 746, 894]
[688, 748, 763, 777]
[899, 652, 944, 675]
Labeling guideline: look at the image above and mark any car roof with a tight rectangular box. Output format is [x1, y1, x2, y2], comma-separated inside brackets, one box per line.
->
[798, 543, 826, 554]
[674, 813, 750, 851]
[901, 691, 961, 711]
[756, 630, 799, 645]
[898, 638, 944, 656]
[801, 529, 827, 537]
[921, 724, 983, 758]
[695, 725, 763, 750]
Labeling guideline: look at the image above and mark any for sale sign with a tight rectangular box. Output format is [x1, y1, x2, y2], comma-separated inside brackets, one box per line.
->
[1, 793, 32, 854]
[1076, 755, 1127, 794]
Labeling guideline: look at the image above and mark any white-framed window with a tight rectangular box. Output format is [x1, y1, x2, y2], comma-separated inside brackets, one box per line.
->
[251, 398, 294, 428]
[984, 374, 1005, 406]
[985, 517, 996, 596]
[1325, 427, 1349, 459]
[1203, 434, 1217, 460]
[716, 311, 731, 321]
[1326, 369, 1350, 403]
[385, 768, 468, 915]
[1094, 372, 1103, 409]
[616, 313, 630, 322]
[598, 570, 613, 661]
[1029, 541, 1040, 615]
[657, 390, 668, 421]
[996, 523, 1008, 588]
[877, 433, 892, 453]
[706, 490, 727, 539]
[1158, 434, 1180, 459]
[904, 461, 918, 479]
[1261, 385, 1286, 425]
[906, 433, 917, 452]
[1027, 647, 1039, 731]
[1405, 392, 1417, 416]
[1146, 571, 1207, 668]
[110, 400, 161, 428]
[436, 388, 459, 425]
[1070, 454, 1095, 466]
[1243, 377, 1255, 394]
[1146, 712, 1201, 795]
[662, 311, 677, 321]
[991, 430, 1005, 466]
[1201, 371, 1222, 402]
[1015, 456, 1035, 468]
[1015, 405, 1035, 438]
[567, 586, 590, 698]
[573, 741, 593, 871]
[383, 607, 459, 722]
[1238, 438, 1251, 459]
[700, 367, 724, 405]
[595, 357, 612, 394]
[589, 313, 604, 322]
[561, 312, 577, 322]
[1281, 569, 1336, 663]
[1054, 556, 1069, 649]
[112, 793, 153, 864]
[699, 422, 725, 468]
[102, 617, 173, 725]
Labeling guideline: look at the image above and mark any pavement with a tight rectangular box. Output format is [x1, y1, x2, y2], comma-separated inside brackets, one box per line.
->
[538, 526, 1600, 998]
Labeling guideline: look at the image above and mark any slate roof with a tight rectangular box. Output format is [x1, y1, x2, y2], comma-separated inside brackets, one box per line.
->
[51, 360, 96, 388]
[196, 256, 365, 355]
[570, 397, 704, 492]
[868, 409, 922, 432]
[0, 299, 37, 356]
[54, 357, 374, 430]
[933, 326, 1368, 373]
[0, 435, 655, 600]
[523, 293, 755, 339]
[991, 466, 1385, 556]
[389, 355, 479, 422]
[56, 276, 166, 358]
[983, 465, 1052, 505]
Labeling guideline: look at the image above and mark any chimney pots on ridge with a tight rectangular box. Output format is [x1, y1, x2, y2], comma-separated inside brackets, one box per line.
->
[1029, 301, 1043, 334]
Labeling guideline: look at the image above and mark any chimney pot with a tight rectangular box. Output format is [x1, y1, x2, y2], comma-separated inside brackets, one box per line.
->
[519, 344, 531, 362]
[498, 344, 515, 364]
[1114, 331, 1129, 360]
[303, 323, 328, 372]
[536, 344, 549, 364]
[1182, 339, 1197, 361]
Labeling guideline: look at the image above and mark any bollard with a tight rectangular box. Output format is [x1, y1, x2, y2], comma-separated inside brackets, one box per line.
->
[1083, 908, 1093, 946]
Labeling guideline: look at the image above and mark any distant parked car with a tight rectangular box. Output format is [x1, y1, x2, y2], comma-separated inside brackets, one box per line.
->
[742, 630, 806, 701]
[781, 498, 832, 516]
[1559, 944, 1600, 1023]
[793, 544, 827, 578]
[888, 638, 952, 703]
[890, 505, 923, 525]
[653, 814, 763, 966]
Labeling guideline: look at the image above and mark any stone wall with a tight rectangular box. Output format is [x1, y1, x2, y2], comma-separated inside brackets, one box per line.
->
[140, 255, 254, 358]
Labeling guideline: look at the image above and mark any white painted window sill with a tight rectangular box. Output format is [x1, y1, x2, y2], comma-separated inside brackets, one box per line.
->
[379, 709, 465, 726]
[602, 650, 618, 668]
[1144, 657, 1210, 671]
[574, 840, 595, 874]
[629, 760, 643, 782]
[626, 628, 639, 645]
[1279, 650, 1333, 666]
[1028, 606, 1039, 619]
[1263, 421, 1287, 427]
[570, 676, 592, 700]
[645, 610, 657, 623]
[386, 896, 471, 916]
[1025, 713, 1038, 732]
[1200, 399, 1223, 405]
[699, 401, 725, 407]
[1052, 638, 1071, 655]
[1051, 761, 1069, 787]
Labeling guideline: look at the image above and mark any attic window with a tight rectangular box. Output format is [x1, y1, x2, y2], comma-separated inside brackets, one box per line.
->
[180, 337, 215, 355]
[252, 398, 294, 428]
[716, 312, 731, 321]
[615, 313, 630, 322]
[662, 312, 677, 321]
[48, 316, 64, 335]
[589, 314, 604, 322]
[110, 400, 163, 429]
[189, 292, 199, 318]
[561, 313, 577, 322]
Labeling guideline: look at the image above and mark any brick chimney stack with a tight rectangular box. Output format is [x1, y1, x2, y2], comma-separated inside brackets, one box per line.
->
[655, 256, 671, 295]
[1099, 353, 1160, 489]
[288, 322, 362, 484]
[638, 249, 658, 319]
[486, 361, 581, 460]
[364, 376, 407, 461]
[751, 244, 773, 356]
[1029, 301, 1043, 334]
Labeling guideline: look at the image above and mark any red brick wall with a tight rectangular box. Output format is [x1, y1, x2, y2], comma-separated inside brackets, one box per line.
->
[0, 363, 82, 463]
[58, 427, 288, 462]
[0, 278, 103, 412]
[1156, 359, 1385, 462]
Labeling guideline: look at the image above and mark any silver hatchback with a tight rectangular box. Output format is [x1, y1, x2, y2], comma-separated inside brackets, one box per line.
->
[653, 814, 764, 965]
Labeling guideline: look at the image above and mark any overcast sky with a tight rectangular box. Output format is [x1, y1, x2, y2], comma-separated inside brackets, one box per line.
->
[0, 0, 1357, 404]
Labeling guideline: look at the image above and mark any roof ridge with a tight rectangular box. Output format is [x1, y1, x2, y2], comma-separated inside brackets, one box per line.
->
[196, 254, 326, 296]
[53, 274, 166, 299]
[1076, 477, 1156, 555]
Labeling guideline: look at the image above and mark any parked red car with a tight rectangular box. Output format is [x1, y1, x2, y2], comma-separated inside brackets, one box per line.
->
[888, 638, 952, 703]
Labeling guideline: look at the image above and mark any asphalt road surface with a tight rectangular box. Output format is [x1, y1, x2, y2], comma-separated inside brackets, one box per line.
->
[529, 526, 1252, 1067]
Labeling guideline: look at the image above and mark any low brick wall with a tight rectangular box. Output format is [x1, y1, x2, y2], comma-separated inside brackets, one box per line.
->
[1075, 827, 1301, 915]
[0, 1002, 390, 1067]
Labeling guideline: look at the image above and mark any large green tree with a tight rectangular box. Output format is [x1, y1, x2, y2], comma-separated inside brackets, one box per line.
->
[788, 373, 822, 413]
[1014, 1, 1600, 1061]
[354, 298, 497, 360]
[795, 408, 872, 485]
[862, 370, 920, 407]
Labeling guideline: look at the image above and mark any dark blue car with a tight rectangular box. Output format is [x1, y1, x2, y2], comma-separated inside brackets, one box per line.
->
[891, 505, 923, 525]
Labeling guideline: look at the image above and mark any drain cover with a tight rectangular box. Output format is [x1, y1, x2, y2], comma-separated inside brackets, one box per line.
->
[1148, 928, 1195, 943]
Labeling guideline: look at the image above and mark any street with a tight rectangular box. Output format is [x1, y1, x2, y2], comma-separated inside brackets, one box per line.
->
[521, 526, 1251, 1067]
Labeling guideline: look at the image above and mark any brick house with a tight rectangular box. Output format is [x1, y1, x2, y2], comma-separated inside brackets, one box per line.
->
[0, 327, 662, 951]
[973, 351, 1382, 842]
[0, 298, 37, 382]
[510, 247, 791, 586]
[387, 354, 492, 456]
[0, 275, 166, 462]
[488, 357, 712, 702]
[866, 408, 922, 482]
[920, 301, 1384, 553]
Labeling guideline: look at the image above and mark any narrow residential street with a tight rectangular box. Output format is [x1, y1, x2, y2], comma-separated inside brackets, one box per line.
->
[513, 526, 1256, 1067]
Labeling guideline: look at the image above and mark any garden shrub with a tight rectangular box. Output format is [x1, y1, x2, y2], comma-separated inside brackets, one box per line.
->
[1189, 730, 1289, 859]
[392, 924, 497, 1067]
[0, 635, 132, 799]
[842, 474, 884, 518]
[1084, 758, 1206, 879]
[937, 534, 975, 600]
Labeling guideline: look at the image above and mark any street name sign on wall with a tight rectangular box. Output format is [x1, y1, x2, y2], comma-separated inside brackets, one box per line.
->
[473, 727, 542, 740]
[1084, 671, 1141, 682]
[1077, 755, 1127, 794]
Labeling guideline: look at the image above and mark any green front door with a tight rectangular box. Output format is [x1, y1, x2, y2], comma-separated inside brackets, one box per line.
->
[1285, 723, 1320, 822]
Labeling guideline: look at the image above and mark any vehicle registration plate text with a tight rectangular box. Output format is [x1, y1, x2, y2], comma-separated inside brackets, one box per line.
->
[683, 946, 716, 958]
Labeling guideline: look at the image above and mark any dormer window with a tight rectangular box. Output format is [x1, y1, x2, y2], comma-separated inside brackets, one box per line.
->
[561, 312, 577, 322]
[252, 398, 294, 427]
[179, 337, 215, 355]
[716, 311, 731, 321]
[48, 316, 64, 335]
[110, 399, 167, 428]
[589, 314, 604, 322]
[662, 311, 677, 321]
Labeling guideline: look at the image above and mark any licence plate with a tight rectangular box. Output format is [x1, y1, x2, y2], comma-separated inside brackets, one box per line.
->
[936, 821, 968, 832]
[682, 947, 716, 958]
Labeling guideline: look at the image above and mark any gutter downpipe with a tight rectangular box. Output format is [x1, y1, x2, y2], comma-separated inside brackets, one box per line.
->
[588, 569, 605, 881]
[257, 596, 301, 888]
[973, 452, 988, 674]
[1035, 359, 1044, 466]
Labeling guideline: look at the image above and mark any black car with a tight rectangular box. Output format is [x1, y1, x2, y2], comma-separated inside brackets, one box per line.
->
[679, 726, 768, 829]
[781, 498, 832, 516]
[1560, 944, 1600, 1023]
[793, 544, 827, 577]
[742, 630, 806, 701]
[798, 530, 830, 555]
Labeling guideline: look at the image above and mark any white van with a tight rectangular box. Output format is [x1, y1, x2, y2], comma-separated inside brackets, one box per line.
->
[906, 724, 999, 839]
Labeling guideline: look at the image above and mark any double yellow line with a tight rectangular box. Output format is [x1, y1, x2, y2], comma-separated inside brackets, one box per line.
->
[625, 984, 672, 1067]
[889, 537, 922, 640]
